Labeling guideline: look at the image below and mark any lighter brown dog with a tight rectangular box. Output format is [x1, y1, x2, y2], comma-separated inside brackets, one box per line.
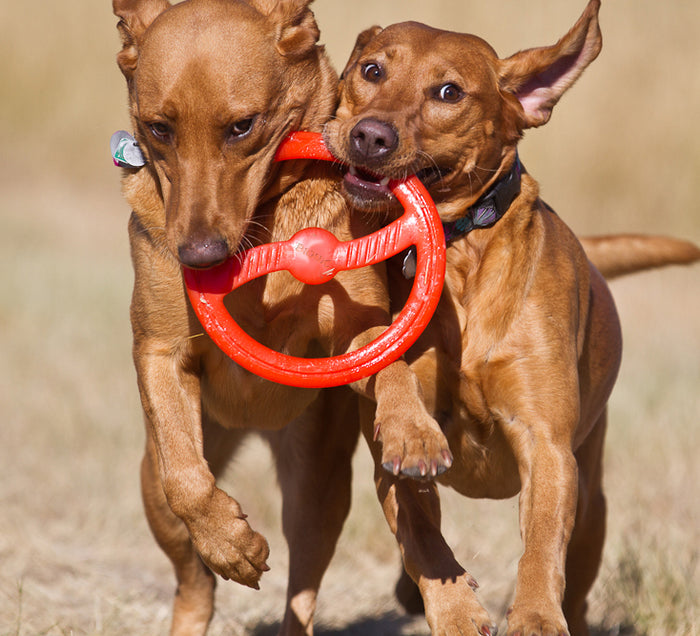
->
[112, 0, 452, 634]
[322, 2, 697, 634]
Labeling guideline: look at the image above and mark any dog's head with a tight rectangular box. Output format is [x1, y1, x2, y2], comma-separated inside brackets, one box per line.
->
[323, 0, 601, 220]
[113, 0, 336, 268]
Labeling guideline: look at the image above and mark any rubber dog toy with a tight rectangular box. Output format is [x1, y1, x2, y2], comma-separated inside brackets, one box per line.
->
[183, 131, 445, 388]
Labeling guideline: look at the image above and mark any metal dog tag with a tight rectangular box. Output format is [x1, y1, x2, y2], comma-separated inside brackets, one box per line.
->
[110, 130, 146, 168]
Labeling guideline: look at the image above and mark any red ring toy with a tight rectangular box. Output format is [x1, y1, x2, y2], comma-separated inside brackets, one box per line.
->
[183, 131, 445, 388]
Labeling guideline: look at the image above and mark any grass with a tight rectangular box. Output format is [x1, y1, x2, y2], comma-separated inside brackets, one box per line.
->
[1, 1, 698, 634]
[589, 270, 700, 636]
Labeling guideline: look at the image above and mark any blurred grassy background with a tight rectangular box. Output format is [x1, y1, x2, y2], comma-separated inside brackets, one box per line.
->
[1, 1, 697, 634]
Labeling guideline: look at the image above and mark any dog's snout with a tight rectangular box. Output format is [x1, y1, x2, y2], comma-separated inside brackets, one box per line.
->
[178, 236, 229, 269]
[350, 118, 398, 163]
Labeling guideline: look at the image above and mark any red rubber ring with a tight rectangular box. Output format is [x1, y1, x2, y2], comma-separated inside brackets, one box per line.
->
[183, 131, 445, 388]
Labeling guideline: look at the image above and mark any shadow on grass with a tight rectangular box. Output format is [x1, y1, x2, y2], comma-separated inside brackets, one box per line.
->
[251, 611, 425, 636]
[252, 615, 638, 636]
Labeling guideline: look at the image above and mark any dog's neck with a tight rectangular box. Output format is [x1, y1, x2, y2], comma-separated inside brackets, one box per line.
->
[401, 156, 522, 279]
[442, 154, 522, 245]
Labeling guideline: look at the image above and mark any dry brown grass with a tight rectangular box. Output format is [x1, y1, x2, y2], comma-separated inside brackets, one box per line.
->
[1, 1, 698, 634]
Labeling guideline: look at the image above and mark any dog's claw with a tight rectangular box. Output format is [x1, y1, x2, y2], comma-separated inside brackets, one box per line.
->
[441, 449, 453, 468]
[382, 457, 403, 475]
[396, 464, 423, 479]
[383, 455, 453, 479]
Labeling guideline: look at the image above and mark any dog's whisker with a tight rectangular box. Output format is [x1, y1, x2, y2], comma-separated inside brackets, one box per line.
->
[416, 150, 441, 175]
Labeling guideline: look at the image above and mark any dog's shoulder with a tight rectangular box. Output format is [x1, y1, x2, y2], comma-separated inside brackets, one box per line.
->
[121, 167, 164, 226]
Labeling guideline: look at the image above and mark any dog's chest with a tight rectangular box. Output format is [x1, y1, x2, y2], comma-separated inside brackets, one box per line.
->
[193, 276, 325, 430]
[199, 348, 318, 430]
[437, 376, 521, 499]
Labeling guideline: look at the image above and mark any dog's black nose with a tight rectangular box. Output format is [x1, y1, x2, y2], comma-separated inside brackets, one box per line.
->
[350, 118, 398, 163]
[178, 236, 229, 269]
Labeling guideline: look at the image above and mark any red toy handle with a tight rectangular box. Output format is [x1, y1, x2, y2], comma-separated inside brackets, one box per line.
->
[183, 132, 445, 387]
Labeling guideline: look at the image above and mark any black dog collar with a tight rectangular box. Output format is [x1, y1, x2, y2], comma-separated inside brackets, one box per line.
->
[402, 155, 521, 278]
[442, 154, 522, 244]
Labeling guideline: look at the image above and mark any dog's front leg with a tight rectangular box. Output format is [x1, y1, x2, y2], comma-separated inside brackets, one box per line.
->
[373, 359, 453, 478]
[349, 326, 452, 479]
[504, 417, 579, 636]
[135, 349, 270, 589]
[358, 401, 495, 636]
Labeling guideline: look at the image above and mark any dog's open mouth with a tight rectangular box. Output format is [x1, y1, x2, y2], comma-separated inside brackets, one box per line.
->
[343, 164, 450, 205]
[345, 165, 392, 197]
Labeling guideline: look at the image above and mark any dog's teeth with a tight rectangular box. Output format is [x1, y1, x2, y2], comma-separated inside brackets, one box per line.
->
[349, 166, 358, 176]
[380, 176, 390, 186]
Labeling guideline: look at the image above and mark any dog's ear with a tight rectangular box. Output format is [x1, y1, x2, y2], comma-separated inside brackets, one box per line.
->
[340, 26, 382, 80]
[113, 0, 171, 79]
[249, 0, 321, 57]
[498, 0, 602, 128]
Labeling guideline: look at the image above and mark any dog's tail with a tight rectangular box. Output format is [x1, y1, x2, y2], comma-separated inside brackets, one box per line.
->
[581, 234, 700, 279]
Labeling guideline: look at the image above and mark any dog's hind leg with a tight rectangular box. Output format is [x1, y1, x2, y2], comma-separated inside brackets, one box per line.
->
[562, 410, 608, 636]
[141, 420, 243, 636]
[268, 388, 359, 636]
[394, 564, 425, 615]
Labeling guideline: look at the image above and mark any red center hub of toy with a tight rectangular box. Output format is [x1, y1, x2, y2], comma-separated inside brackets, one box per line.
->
[182, 131, 445, 388]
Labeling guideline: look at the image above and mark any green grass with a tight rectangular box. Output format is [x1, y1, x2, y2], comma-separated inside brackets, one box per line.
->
[1, 1, 698, 634]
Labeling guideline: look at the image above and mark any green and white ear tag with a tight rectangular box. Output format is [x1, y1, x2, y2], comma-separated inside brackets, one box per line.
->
[110, 130, 146, 168]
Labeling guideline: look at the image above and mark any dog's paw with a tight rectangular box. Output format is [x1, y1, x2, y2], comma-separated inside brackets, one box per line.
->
[376, 412, 452, 479]
[506, 605, 569, 636]
[422, 573, 496, 636]
[186, 489, 270, 589]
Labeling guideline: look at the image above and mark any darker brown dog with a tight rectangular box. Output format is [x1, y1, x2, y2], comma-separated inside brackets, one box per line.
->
[112, 0, 451, 634]
[322, 2, 661, 634]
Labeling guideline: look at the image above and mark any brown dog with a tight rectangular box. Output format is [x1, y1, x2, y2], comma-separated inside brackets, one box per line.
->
[112, 0, 452, 633]
[321, 1, 698, 634]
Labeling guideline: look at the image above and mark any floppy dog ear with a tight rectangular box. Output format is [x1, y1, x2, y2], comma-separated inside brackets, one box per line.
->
[250, 0, 321, 57]
[340, 26, 383, 80]
[113, 0, 171, 79]
[498, 0, 602, 128]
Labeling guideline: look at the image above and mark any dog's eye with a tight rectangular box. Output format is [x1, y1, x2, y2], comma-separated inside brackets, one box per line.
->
[148, 122, 172, 143]
[227, 118, 255, 140]
[361, 62, 384, 83]
[435, 83, 464, 103]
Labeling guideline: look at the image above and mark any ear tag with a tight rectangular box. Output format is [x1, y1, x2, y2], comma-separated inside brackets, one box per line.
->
[110, 130, 146, 168]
